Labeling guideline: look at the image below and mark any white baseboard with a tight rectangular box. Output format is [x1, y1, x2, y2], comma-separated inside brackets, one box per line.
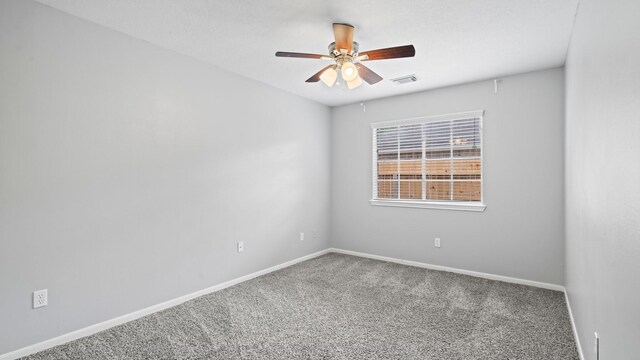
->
[328, 248, 565, 291]
[0, 249, 330, 360]
[564, 290, 585, 360]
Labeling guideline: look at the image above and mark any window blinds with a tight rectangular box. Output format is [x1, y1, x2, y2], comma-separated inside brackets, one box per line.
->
[372, 111, 483, 203]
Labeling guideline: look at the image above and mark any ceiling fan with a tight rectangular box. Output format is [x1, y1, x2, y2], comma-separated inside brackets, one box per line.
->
[275, 23, 415, 90]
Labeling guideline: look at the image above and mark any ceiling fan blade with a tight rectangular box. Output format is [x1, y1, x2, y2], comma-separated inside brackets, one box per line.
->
[359, 45, 415, 61]
[333, 23, 355, 53]
[306, 65, 334, 83]
[355, 63, 383, 84]
[275, 51, 327, 59]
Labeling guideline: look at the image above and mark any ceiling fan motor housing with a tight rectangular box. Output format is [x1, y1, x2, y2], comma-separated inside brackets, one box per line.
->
[329, 41, 359, 58]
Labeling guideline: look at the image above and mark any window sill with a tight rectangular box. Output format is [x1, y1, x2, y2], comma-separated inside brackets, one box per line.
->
[369, 199, 486, 212]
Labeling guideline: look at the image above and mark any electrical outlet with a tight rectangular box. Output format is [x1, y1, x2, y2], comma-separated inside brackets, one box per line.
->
[435, 238, 441, 248]
[594, 332, 599, 360]
[237, 241, 244, 253]
[300, 232, 305, 241]
[33, 289, 48, 309]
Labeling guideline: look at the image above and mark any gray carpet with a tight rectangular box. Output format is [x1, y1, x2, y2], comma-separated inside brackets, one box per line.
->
[22, 253, 579, 359]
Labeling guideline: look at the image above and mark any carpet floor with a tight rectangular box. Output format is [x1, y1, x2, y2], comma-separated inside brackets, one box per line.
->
[22, 253, 579, 359]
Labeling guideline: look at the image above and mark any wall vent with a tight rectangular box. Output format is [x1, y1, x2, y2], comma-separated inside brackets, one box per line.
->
[390, 74, 418, 85]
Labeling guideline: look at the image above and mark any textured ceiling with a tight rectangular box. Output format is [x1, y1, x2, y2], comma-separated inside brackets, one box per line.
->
[35, 0, 579, 106]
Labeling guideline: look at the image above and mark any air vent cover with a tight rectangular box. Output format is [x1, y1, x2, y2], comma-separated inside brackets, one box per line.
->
[390, 74, 418, 85]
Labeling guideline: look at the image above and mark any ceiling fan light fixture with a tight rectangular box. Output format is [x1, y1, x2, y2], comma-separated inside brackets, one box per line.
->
[347, 75, 363, 89]
[275, 23, 416, 90]
[320, 66, 338, 87]
[341, 62, 359, 82]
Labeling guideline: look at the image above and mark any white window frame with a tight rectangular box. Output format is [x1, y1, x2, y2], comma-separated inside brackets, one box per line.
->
[370, 110, 486, 212]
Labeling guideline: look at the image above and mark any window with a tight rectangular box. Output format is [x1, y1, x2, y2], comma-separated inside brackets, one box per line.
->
[370, 110, 485, 211]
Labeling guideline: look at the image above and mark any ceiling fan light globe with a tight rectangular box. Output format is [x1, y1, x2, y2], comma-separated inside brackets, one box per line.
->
[347, 75, 363, 90]
[341, 62, 359, 82]
[320, 67, 338, 87]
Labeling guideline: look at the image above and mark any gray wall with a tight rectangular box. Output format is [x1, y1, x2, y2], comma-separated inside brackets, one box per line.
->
[0, 0, 330, 354]
[565, 0, 640, 358]
[330, 68, 565, 285]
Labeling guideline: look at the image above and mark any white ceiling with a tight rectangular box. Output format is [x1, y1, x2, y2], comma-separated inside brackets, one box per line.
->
[36, 0, 579, 106]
